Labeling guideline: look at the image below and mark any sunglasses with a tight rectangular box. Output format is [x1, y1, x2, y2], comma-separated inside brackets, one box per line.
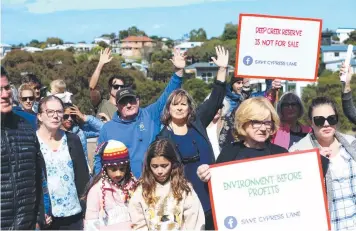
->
[63, 114, 77, 121]
[313, 115, 338, 127]
[21, 96, 35, 102]
[112, 84, 125, 90]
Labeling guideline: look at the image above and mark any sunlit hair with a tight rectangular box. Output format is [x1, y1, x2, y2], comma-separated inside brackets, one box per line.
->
[234, 97, 280, 140]
[36, 95, 64, 128]
[50, 79, 66, 94]
[277, 92, 304, 119]
[141, 139, 191, 206]
[18, 83, 35, 100]
[161, 89, 196, 126]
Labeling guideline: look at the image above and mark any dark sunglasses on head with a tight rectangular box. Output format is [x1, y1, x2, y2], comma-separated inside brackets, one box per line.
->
[63, 114, 77, 121]
[281, 102, 299, 108]
[21, 96, 35, 101]
[112, 84, 125, 90]
[313, 115, 338, 127]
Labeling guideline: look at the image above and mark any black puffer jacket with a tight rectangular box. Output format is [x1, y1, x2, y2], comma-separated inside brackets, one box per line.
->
[1, 112, 42, 230]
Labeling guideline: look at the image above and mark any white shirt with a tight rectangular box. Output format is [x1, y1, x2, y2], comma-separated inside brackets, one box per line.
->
[207, 123, 220, 160]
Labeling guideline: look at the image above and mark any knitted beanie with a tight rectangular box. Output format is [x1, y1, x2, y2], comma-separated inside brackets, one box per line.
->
[96, 140, 130, 165]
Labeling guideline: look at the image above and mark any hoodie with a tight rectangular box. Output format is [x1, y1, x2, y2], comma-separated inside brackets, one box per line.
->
[94, 74, 182, 178]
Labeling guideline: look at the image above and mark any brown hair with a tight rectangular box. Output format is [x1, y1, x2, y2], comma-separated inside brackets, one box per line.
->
[36, 95, 64, 128]
[141, 139, 191, 206]
[161, 89, 196, 126]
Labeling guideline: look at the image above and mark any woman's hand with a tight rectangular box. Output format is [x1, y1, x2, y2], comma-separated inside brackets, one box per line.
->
[99, 48, 113, 65]
[197, 164, 211, 182]
[70, 105, 86, 122]
[211, 45, 229, 68]
[170, 48, 187, 70]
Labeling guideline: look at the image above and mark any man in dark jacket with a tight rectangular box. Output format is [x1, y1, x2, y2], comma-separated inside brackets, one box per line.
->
[1, 67, 43, 230]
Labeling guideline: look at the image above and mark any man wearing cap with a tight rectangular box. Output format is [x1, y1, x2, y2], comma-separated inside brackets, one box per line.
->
[93, 49, 186, 178]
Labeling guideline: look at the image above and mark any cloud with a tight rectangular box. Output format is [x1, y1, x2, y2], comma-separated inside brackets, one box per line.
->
[3, 0, 247, 14]
[153, 24, 164, 29]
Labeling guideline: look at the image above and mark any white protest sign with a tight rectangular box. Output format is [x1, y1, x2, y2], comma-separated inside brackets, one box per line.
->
[208, 149, 330, 231]
[235, 14, 322, 81]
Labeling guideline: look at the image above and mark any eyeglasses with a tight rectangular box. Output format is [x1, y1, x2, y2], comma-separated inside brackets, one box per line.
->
[0, 85, 11, 94]
[313, 115, 338, 127]
[117, 97, 137, 106]
[45, 109, 64, 117]
[281, 102, 299, 108]
[21, 96, 35, 102]
[250, 120, 274, 130]
[112, 84, 125, 90]
[176, 140, 200, 164]
[63, 114, 77, 121]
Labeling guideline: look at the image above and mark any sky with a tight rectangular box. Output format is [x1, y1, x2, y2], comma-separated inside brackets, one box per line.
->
[1, 0, 356, 45]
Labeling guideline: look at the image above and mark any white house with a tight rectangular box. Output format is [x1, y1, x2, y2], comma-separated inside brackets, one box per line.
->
[185, 62, 234, 83]
[22, 47, 43, 53]
[0, 43, 12, 57]
[72, 43, 96, 52]
[336, 28, 356, 43]
[44, 45, 68, 51]
[94, 37, 111, 45]
[321, 45, 356, 72]
[174, 42, 204, 55]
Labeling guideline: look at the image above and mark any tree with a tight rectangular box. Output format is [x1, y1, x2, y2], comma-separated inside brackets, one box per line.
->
[149, 35, 160, 41]
[148, 61, 174, 82]
[150, 50, 172, 63]
[182, 78, 211, 105]
[97, 41, 110, 49]
[164, 39, 174, 48]
[119, 26, 146, 39]
[46, 37, 64, 45]
[189, 28, 207, 42]
[27, 39, 42, 48]
[344, 30, 356, 45]
[221, 23, 237, 40]
[332, 35, 340, 41]
[101, 33, 116, 39]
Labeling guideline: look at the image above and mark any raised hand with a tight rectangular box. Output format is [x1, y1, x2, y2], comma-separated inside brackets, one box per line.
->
[99, 48, 113, 65]
[70, 105, 86, 122]
[170, 48, 186, 70]
[211, 45, 229, 68]
[272, 79, 282, 90]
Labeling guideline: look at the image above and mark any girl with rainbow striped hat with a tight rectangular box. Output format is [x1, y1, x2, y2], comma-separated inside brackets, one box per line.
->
[83, 140, 138, 230]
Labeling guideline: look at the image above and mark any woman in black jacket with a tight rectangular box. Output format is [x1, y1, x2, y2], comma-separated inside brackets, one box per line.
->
[156, 46, 228, 230]
[197, 97, 288, 182]
[36, 95, 89, 230]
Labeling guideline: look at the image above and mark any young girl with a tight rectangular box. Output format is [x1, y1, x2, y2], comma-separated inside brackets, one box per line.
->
[129, 139, 205, 230]
[83, 140, 138, 230]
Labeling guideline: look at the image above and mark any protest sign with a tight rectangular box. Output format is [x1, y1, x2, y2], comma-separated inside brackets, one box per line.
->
[235, 14, 322, 81]
[208, 149, 330, 231]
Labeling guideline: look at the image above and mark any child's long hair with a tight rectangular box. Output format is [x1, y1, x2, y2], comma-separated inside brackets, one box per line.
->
[141, 139, 191, 206]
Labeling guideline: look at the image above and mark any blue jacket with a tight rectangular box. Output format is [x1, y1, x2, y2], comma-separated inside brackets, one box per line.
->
[71, 115, 103, 165]
[12, 106, 37, 129]
[225, 79, 272, 114]
[93, 74, 183, 178]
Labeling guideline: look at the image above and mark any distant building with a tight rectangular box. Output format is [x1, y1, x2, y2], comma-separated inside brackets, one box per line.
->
[174, 42, 203, 55]
[120, 36, 156, 58]
[321, 45, 356, 72]
[185, 62, 234, 83]
[21, 47, 43, 53]
[0, 44, 12, 58]
[94, 37, 112, 45]
[44, 45, 68, 51]
[72, 43, 96, 52]
[336, 28, 356, 43]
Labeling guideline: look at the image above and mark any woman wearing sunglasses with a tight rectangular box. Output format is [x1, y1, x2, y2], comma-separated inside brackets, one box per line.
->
[271, 92, 312, 149]
[156, 46, 229, 230]
[289, 96, 356, 231]
[61, 103, 104, 168]
[18, 83, 36, 114]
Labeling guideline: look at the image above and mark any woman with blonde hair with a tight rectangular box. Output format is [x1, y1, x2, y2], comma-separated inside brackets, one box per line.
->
[18, 83, 36, 114]
[49, 79, 73, 103]
[197, 97, 288, 183]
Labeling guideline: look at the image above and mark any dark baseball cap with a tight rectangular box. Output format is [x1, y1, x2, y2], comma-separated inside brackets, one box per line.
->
[116, 88, 136, 103]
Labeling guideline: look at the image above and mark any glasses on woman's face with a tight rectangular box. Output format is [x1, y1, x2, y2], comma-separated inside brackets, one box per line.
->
[21, 96, 35, 102]
[44, 109, 64, 118]
[250, 120, 274, 130]
[313, 115, 338, 127]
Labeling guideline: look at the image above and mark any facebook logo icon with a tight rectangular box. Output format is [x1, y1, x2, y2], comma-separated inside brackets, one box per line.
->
[224, 216, 237, 229]
[243, 56, 253, 66]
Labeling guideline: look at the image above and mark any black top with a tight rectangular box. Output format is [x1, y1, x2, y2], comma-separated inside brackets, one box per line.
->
[289, 130, 308, 148]
[216, 141, 288, 164]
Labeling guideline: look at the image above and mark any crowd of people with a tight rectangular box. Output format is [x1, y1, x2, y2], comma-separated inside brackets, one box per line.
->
[1, 46, 356, 231]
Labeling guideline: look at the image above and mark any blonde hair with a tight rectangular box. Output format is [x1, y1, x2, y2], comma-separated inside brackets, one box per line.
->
[50, 79, 66, 94]
[18, 83, 35, 99]
[234, 97, 280, 140]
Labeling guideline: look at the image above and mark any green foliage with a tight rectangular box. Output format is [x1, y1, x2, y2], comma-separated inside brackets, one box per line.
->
[101, 33, 116, 39]
[164, 39, 174, 48]
[189, 28, 207, 42]
[148, 61, 174, 82]
[300, 70, 356, 132]
[332, 35, 340, 41]
[221, 23, 237, 41]
[183, 78, 211, 105]
[46, 37, 64, 45]
[97, 41, 110, 49]
[150, 50, 172, 63]
[119, 26, 146, 40]
[344, 30, 356, 45]
[187, 39, 236, 65]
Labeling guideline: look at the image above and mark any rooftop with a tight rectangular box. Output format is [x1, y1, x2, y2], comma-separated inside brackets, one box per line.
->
[321, 45, 356, 52]
[185, 62, 234, 70]
[121, 36, 153, 42]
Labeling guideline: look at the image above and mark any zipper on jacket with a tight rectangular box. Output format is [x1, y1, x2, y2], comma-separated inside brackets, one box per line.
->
[4, 129, 17, 230]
